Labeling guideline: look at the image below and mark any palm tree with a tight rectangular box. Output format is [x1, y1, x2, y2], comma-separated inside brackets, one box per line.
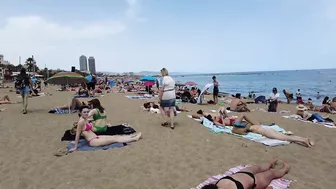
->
[25, 57, 35, 72]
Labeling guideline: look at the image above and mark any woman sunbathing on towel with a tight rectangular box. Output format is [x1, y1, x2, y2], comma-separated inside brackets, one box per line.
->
[192, 109, 314, 147]
[69, 106, 141, 152]
[202, 158, 290, 189]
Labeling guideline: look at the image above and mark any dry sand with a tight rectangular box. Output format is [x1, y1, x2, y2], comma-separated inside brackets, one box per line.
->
[0, 87, 336, 189]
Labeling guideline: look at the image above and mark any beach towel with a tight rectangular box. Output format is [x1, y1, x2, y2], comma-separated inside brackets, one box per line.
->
[192, 165, 292, 189]
[283, 115, 336, 128]
[200, 117, 290, 146]
[187, 115, 202, 122]
[66, 139, 127, 151]
[48, 108, 78, 114]
[126, 95, 153, 100]
[61, 125, 137, 141]
[74, 95, 92, 98]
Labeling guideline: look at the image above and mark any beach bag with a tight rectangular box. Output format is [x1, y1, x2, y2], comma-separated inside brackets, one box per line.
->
[15, 75, 27, 89]
[233, 122, 247, 128]
[268, 101, 277, 112]
[190, 98, 197, 104]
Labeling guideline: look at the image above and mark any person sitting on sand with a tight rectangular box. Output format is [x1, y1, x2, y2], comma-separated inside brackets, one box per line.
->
[229, 93, 250, 112]
[69, 106, 142, 152]
[87, 99, 113, 132]
[282, 89, 293, 104]
[201, 158, 290, 189]
[330, 97, 336, 111]
[322, 96, 331, 105]
[78, 83, 89, 96]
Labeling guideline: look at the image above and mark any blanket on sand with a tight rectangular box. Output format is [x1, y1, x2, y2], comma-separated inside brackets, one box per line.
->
[66, 139, 127, 151]
[192, 165, 292, 189]
[283, 114, 336, 128]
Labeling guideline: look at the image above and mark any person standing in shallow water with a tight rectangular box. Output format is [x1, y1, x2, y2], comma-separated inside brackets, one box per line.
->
[212, 76, 219, 104]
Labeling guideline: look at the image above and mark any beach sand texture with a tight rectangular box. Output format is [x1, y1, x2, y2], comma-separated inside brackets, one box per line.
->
[0, 88, 335, 189]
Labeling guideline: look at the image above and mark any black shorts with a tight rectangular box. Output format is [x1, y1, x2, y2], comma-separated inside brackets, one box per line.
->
[88, 83, 96, 90]
[213, 87, 219, 96]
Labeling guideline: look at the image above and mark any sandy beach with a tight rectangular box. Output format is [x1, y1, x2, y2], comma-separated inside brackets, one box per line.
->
[0, 87, 335, 189]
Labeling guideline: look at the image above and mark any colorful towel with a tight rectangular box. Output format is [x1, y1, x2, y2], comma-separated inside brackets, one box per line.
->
[283, 115, 336, 128]
[192, 165, 292, 189]
[126, 95, 153, 100]
[49, 108, 78, 114]
[200, 117, 290, 146]
[66, 139, 127, 151]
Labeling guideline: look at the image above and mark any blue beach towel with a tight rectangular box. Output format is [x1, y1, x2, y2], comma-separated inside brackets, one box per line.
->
[66, 139, 127, 151]
[200, 117, 290, 146]
[126, 95, 153, 100]
[74, 95, 92, 98]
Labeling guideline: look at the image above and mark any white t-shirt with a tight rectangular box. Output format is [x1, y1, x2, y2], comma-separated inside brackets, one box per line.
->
[270, 92, 279, 100]
[161, 76, 176, 100]
[296, 91, 301, 98]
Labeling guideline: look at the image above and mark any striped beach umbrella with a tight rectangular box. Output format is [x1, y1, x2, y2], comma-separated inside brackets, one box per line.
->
[46, 72, 88, 85]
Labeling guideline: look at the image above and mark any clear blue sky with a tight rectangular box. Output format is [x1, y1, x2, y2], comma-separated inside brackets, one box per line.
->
[0, 0, 335, 73]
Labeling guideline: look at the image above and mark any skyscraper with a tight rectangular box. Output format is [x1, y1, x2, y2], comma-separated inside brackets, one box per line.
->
[88, 56, 96, 74]
[79, 55, 88, 71]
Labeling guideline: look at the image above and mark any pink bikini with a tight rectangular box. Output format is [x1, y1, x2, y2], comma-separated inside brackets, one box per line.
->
[82, 122, 99, 146]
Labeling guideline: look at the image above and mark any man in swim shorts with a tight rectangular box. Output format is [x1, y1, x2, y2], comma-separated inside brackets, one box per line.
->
[229, 93, 250, 112]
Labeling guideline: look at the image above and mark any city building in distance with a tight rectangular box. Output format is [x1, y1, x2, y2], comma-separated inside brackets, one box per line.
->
[79, 55, 88, 71]
[88, 56, 96, 74]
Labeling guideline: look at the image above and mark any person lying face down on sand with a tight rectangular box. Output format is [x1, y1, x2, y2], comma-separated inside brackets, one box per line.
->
[192, 109, 314, 147]
[201, 158, 290, 189]
[229, 93, 251, 112]
[68, 106, 142, 152]
[143, 101, 190, 112]
[87, 98, 114, 132]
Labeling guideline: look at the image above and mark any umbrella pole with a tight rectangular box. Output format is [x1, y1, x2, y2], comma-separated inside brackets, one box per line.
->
[68, 79, 71, 114]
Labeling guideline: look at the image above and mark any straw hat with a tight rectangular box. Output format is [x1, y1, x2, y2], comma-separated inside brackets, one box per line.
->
[296, 104, 308, 111]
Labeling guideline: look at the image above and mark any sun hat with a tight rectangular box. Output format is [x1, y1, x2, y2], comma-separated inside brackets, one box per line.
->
[296, 104, 308, 111]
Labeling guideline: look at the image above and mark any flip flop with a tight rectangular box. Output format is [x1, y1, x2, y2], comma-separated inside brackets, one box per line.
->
[161, 122, 168, 126]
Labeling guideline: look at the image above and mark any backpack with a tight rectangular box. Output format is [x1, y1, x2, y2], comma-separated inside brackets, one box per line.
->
[15, 75, 27, 89]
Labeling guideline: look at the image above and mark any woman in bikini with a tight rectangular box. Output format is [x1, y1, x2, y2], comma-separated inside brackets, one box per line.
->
[202, 158, 290, 189]
[69, 106, 142, 152]
[87, 98, 113, 132]
[193, 109, 314, 147]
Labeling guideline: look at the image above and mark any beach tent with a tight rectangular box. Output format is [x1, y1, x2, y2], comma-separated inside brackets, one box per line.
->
[197, 83, 214, 104]
[255, 95, 266, 103]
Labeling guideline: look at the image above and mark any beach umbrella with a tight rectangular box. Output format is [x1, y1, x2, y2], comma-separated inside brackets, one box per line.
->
[185, 81, 197, 86]
[140, 75, 156, 82]
[143, 81, 155, 86]
[46, 72, 88, 85]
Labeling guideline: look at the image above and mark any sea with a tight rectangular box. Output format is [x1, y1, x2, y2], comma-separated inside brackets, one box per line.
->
[171, 69, 336, 104]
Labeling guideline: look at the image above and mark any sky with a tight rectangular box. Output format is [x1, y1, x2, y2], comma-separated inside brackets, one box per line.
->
[0, 0, 335, 73]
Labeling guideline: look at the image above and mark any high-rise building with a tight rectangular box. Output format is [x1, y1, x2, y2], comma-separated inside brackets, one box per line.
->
[79, 55, 88, 71]
[88, 56, 96, 74]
